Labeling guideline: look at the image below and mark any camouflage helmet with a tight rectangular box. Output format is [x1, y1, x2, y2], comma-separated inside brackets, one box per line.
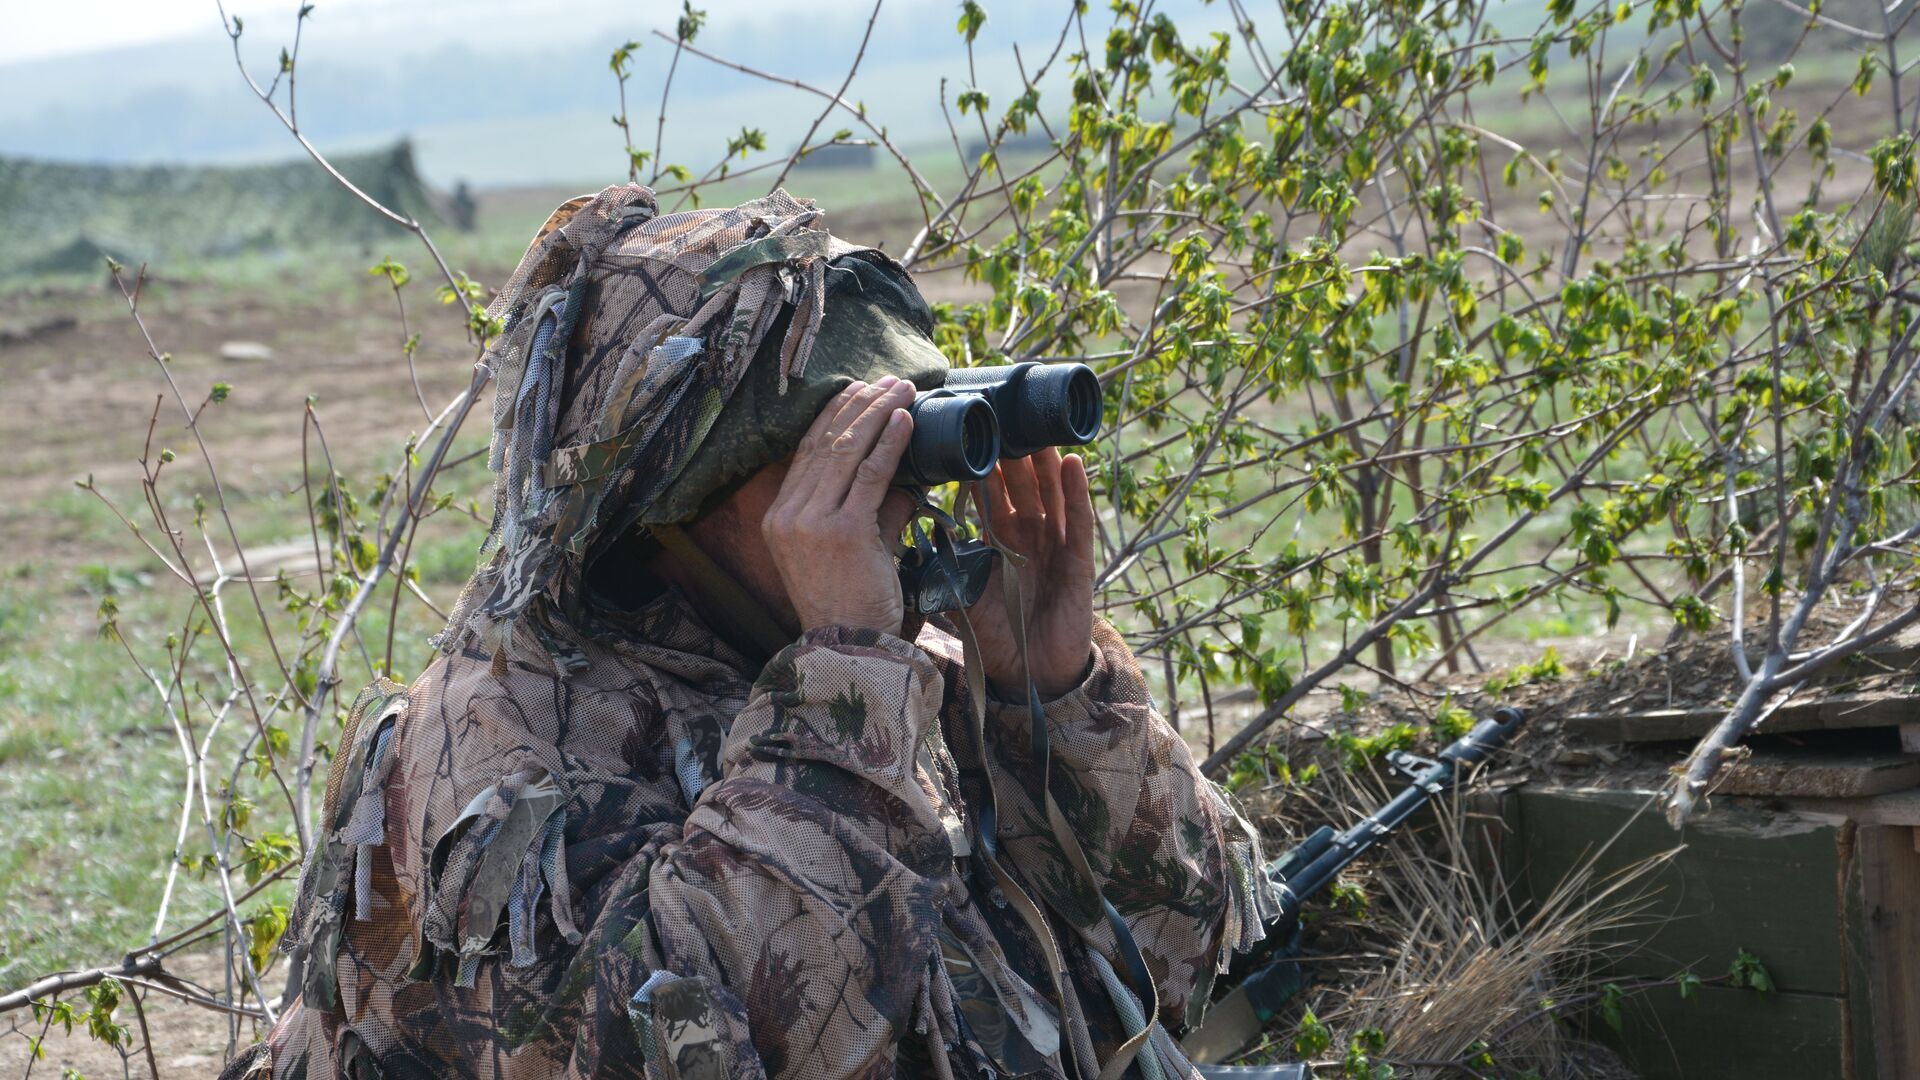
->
[440, 184, 948, 661]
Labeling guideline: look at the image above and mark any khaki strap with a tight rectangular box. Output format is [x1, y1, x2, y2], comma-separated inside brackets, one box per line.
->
[951, 604, 1084, 1080]
[651, 524, 797, 663]
[970, 486, 1160, 1080]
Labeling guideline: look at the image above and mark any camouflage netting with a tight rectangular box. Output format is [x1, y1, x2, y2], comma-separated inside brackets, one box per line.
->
[227, 184, 1279, 1080]
[0, 140, 443, 276]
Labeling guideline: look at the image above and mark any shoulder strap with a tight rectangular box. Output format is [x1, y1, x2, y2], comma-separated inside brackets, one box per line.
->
[942, 483, 1162, 1080]
[651, 524, 797, 665]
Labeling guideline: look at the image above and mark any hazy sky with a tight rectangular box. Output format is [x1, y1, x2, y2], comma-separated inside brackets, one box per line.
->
[0, 0, 1230, 184]
[4, 0, 326, 65]
[0, 0, 889, 66]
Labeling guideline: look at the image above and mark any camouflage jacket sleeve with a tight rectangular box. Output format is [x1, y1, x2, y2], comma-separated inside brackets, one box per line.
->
[233, 620, 1065, 1080]
[641, 625, 961, 1080]
[969, 618, 1277, 1031]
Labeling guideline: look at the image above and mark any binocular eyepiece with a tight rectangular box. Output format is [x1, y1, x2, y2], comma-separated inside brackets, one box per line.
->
[893, 361, 1103, 486]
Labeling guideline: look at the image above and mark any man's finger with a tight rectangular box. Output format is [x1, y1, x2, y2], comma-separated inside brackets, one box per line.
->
[877, 485, 917, 542]
[786, 377, 897, 507]
[1032, 447, 1067, 546]
[810, 380, 881, 442]
[1001, 452, 1045, 523]
[817, 380, 913, 507]
[981, 464, 1018, 529]
[845, 407, 914, 516]
[779, 380, 867, 505]
[1061, 452, 1095, 570]
[828, 375, 899, 433]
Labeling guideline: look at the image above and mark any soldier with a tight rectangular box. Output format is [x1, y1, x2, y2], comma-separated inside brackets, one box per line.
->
[229, 184, 1275, 1080]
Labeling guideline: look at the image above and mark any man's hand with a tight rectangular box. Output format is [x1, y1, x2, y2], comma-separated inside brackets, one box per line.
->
[969, 447, 1097, 701]
[764, 376, 919, 635]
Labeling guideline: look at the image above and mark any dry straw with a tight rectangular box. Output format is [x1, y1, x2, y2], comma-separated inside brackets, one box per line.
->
[1241, 761, 1676, 1079]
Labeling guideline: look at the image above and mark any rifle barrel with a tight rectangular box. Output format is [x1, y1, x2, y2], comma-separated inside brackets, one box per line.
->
[1189, 708, 1528, 1063]
[1264, 707, 1526, 922]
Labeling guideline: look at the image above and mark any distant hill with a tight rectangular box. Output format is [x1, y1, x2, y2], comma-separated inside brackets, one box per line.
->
[0, 141, 442, 277]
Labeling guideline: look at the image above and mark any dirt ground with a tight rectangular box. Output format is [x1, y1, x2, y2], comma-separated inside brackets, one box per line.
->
[0, 268, 489, 572]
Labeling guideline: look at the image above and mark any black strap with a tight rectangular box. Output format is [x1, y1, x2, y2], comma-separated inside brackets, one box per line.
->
[953, 486, 1162, 1080]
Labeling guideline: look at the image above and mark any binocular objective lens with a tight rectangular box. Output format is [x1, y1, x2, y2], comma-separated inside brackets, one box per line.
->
[896, 392, 1000, 486]
[959, 397, 997, 475]
[997, 362, 1103, 458]
[1061, 365, 1102, 444]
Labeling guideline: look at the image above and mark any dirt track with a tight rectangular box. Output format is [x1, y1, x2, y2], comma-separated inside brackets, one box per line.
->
[0, 273, 487, 573]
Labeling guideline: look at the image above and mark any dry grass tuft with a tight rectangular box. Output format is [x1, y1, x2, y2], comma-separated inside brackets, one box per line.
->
[1238, 758, 1675, 1078]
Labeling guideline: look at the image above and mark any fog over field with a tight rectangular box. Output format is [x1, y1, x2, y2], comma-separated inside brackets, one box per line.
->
[0, 0, 1246, 187]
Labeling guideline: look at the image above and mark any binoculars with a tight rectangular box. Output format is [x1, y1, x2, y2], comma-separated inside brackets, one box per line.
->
[893, 361, 1104, 487]
[892, 361, 1103, 616]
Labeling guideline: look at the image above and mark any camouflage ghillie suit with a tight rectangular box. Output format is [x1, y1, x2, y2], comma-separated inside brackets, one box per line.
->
[227, 185, 1275, 1080]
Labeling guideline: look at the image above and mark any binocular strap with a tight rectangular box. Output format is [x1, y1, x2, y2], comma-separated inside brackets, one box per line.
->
[946, 605, 1083, 1075]
[941, 487, 1162, 1080]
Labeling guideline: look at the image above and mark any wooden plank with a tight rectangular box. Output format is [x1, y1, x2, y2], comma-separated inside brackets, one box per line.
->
[1859, 825, 1920, 1079]
[1823, 695, 1920, 732]
[1772, 788, 1920, 827]
[1509, 787, 1847, 993]
[1567, 692, 1918, 744]
[1843, 823, 1878, 1080]
[1591, 984, 1849, 1080]
[1561, 711, 1627, 741]
[1716, 747, 1920, 798]
[1563, 702, 1807, 743]
[1605, 706, 1730, 742]
[1848, 636, 1920, 677]
[1619, 704, 1804, 743]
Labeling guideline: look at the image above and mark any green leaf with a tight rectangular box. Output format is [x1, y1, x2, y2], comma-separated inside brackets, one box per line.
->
[1294, 1007, 1332, 1058]
[677, 3, 707, 43]
[957, 0, 987, 43]
[245, 903, 290, 973]
[1599, 982, 1625, 1032]
[609, 40, 641, 78]
[369, 257, 410, 288]
[1730, 948, 1775, 994]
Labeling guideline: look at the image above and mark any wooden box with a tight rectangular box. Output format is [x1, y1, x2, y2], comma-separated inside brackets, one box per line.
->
[1500, 785, 1920, 1079]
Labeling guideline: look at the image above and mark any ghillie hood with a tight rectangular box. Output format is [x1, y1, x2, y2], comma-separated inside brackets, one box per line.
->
[439, 184, 949, 663]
